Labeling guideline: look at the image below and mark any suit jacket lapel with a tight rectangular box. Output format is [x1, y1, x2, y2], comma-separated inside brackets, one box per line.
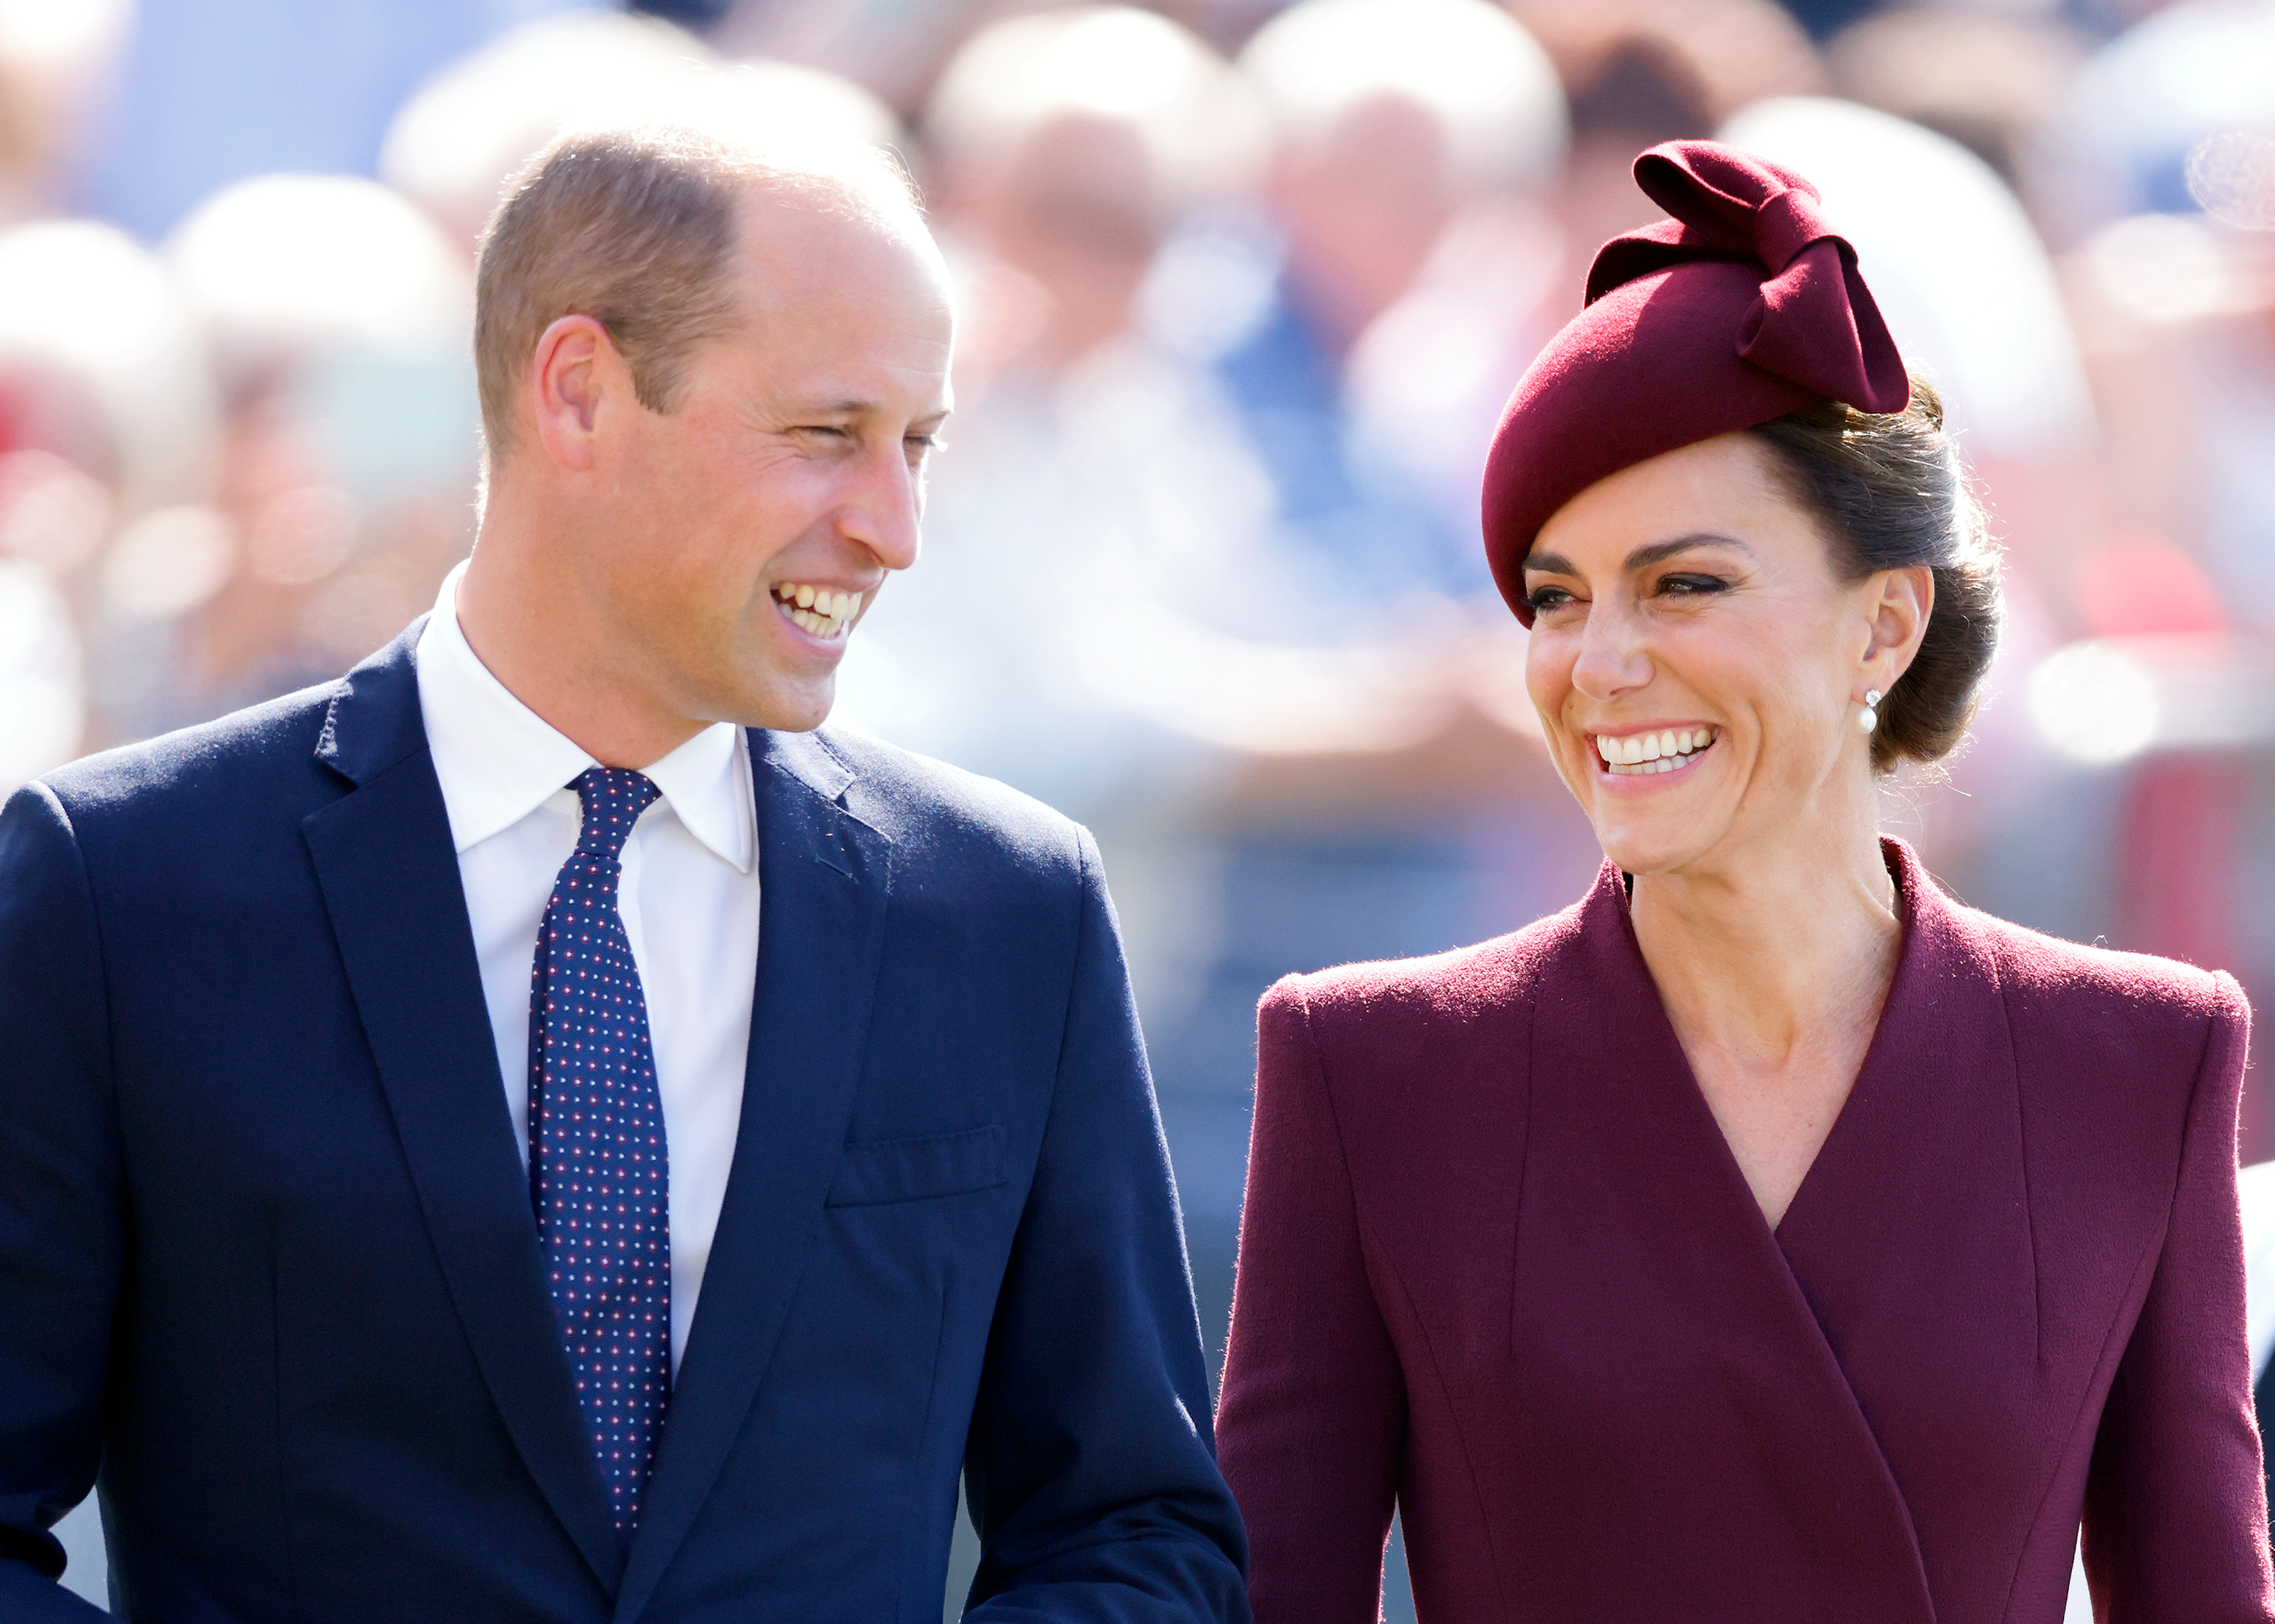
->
[302, 626, 625, 1593]
[614, 729, 892, 1624]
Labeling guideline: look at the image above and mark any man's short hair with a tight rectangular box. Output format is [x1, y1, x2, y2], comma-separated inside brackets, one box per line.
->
[474, 124, 921, 458]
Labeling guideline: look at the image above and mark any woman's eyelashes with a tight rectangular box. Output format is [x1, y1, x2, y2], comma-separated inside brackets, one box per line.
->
[1524, 571, 1732, 615]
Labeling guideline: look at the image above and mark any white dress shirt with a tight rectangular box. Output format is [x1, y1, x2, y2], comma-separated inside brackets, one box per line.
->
[413, 563, 759, 1373]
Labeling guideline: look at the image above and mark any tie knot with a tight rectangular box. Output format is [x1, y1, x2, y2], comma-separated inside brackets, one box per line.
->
[572, 767, 660, 861]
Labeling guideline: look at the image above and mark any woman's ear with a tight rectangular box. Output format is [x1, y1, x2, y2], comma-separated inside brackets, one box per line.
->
[1864, 564, 1934, 690]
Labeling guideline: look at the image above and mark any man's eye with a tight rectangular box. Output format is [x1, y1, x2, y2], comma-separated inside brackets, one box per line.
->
[905, 434, 941, 457]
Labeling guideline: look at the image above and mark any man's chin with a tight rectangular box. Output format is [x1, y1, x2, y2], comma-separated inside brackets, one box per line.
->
[731, 671, 837, 734]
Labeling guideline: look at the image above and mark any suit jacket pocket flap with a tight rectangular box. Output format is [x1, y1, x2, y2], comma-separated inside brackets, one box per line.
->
[825, 1124, 1007, 1207]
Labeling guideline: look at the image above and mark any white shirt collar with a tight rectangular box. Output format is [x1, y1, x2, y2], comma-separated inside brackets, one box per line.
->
[413, 561, 755, 873]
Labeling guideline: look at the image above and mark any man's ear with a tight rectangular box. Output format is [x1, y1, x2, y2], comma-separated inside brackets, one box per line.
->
[1864, 563, 1935, 691]
[529, 314, 620, 474]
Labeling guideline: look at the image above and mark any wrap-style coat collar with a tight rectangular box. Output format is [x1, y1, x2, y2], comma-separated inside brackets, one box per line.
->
[1512, 840, 2026, 1621]
[1230, 833, 2256, 1622]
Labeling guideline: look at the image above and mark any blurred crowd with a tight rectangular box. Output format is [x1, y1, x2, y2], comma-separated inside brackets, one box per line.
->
[4, 0, 2275, 1410]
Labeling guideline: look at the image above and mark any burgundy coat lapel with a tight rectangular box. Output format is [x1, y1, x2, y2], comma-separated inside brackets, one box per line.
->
[1506, 860, 1935, 1622]
[1773, 840, 2038, 1612]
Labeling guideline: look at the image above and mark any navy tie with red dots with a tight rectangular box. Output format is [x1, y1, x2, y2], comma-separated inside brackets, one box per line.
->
[529, 766, 671, 1532]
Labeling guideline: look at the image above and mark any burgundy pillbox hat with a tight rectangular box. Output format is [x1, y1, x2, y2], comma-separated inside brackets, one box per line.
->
[1483, 139, 1909, 623]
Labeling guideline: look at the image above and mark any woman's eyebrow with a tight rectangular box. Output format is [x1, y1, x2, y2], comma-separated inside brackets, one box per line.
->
[1624, 533, 1752, 570]
[1523, 533, 1752, 578]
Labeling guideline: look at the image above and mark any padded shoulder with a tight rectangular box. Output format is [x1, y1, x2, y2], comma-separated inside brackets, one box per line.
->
[811, 724, 1089, 891]
[1267, 890, 1592, 1049]
[1931, 890, 2240, 1059]
[1918, 886, 2246, 1209]
[38, 680, 342, 826]
[1958, 899, 2231, 1023]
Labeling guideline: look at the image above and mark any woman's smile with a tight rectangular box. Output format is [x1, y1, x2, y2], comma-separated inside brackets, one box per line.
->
[1590, 724, 1720, 780]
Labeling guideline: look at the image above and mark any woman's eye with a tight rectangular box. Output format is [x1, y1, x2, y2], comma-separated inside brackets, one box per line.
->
[1659, 574, 1729, 596]
[1524, 585, 1577, 613]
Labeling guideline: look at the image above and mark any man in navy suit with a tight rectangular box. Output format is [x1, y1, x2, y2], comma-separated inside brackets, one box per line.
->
[0, 125, 1248, 1622]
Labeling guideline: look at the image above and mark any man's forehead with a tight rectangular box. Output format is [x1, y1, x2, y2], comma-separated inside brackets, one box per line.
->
[732, 183, 945, 301]
[724, 318, 951, 423]
[688, 179, 952, 417]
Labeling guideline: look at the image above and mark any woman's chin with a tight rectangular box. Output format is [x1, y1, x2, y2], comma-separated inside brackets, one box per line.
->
[1589, 812, 1723, 880]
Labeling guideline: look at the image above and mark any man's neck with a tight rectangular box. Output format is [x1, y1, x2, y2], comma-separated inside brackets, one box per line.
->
[452, 511, 706, 773]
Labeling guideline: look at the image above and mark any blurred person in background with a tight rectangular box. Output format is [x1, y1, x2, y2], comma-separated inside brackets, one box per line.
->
[2038, 0, 2275, 245]
[1819, 5, 2088, 209]
[842, 2, 1263, 796]
[381, 10, 899, 261]
[0, 0, 131, 225]
[1220, 0, 1564, 615]
[867, 0, 1598, 1397]
[711, 0, 1003, 120]
[72, 0, 592, 240]
[0, 217, 219, 783]
[0, 120, 1248, 1622]
[835, 12, 1302, 1398]
[837, 6, 1265, 1058]
[117, 174, 482, 741]
[1510, 0, 1823, 308]
[1177, 0, 1591, 1261]
[2026, 0, 2275, 1143]
[382, 9, 740, 260]
[0, 529, 83, 798]
[1219, 138, 2273, 1624]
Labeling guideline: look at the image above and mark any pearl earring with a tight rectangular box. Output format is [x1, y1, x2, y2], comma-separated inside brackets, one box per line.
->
[1857, 688, 1882, 734]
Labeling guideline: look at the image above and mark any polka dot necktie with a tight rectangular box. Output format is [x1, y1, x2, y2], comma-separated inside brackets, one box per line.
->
[529, 767, 671, 1532]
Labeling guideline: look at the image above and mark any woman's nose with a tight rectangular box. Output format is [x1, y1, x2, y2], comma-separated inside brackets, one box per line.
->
[1570, 600, 1652, 701]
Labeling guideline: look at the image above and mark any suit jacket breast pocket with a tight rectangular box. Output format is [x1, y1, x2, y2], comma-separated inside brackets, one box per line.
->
[824, 1124, 1008, 1207]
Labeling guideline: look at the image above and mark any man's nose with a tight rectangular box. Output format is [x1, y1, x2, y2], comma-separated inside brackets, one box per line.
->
[839, 443, 924, 573]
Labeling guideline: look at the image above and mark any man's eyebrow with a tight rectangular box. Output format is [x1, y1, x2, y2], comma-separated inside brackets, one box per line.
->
[781, 398, 953, 426]
[1522, 533, 1752, 576]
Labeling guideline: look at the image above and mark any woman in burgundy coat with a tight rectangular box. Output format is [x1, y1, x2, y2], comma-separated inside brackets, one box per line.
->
[1213, 141, 2275, 1623]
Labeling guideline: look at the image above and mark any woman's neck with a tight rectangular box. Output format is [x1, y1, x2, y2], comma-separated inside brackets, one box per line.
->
[1628, 816, 1903, 1072]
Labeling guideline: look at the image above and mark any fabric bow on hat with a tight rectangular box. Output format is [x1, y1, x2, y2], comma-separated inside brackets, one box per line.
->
[1590, 144, 1908, 415]
[1479, 139, 1912, 622]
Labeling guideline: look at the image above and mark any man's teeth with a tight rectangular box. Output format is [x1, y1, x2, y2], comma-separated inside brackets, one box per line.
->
[1595, 726, 1717, 775]
[774, 582, 862, 639]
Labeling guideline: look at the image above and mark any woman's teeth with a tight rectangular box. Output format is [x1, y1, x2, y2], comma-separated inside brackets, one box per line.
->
[774, 581, 862, 640]
[1595, 726, 1717, 775]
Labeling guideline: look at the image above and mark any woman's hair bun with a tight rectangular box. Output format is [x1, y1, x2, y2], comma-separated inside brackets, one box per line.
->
[1751, 371, 2000, 772]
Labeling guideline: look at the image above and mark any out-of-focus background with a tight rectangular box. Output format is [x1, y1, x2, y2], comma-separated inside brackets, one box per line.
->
[6, 0, 2269, 1615]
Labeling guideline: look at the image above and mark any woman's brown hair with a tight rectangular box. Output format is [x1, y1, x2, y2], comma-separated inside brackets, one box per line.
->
[1751, 374, 2001, 772]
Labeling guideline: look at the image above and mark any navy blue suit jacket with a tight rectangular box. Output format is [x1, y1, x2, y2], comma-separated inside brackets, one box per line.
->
[0, 626, 1247, 1622]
